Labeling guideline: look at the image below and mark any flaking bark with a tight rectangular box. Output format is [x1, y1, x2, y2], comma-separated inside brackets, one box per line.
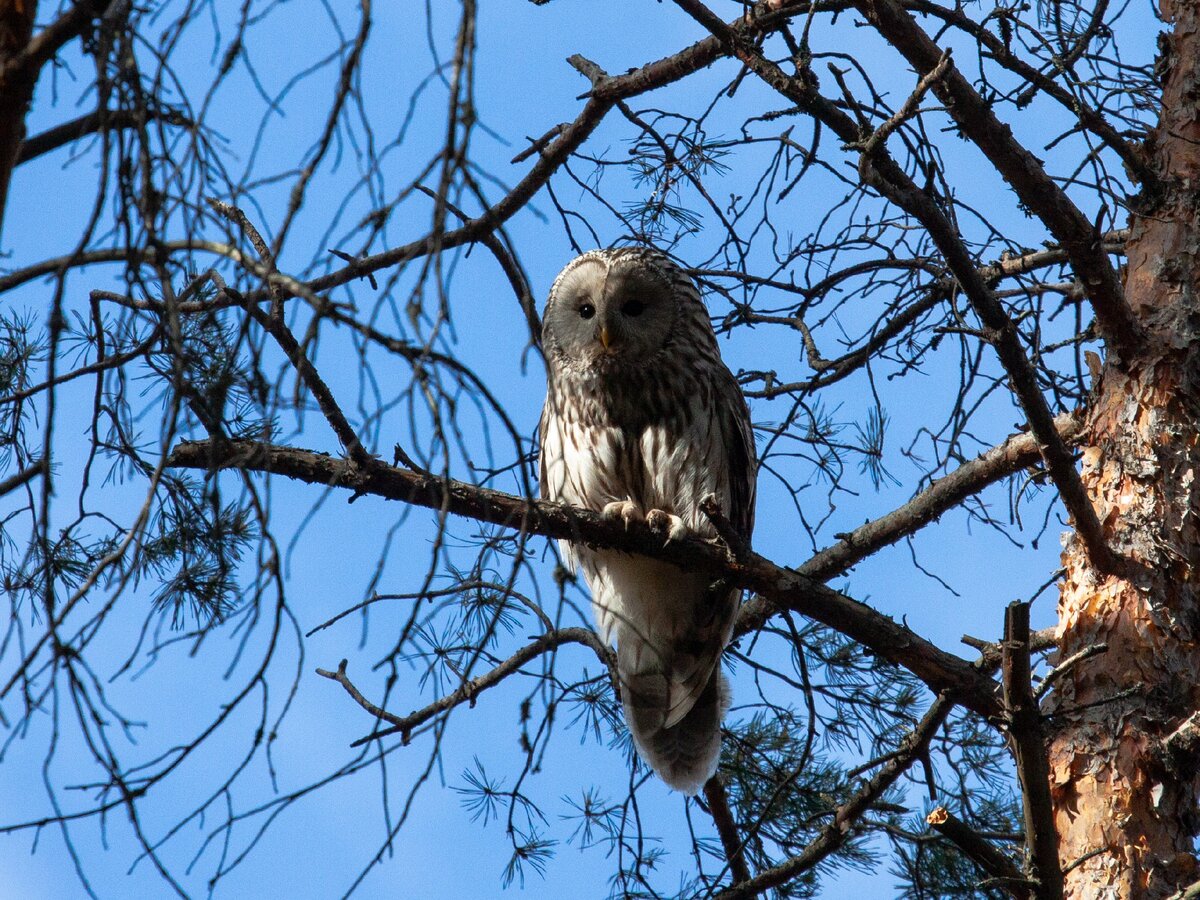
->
[1050, 2, 1200, 896]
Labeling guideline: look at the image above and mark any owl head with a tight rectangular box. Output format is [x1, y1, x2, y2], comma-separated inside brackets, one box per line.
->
[543, 248, 682, 370]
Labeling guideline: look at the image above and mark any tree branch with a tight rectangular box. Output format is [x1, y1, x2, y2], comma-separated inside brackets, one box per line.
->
[854, 0, 1141, 358]
[713, 695, 955, 899]
[316, 627, 608, 747]
[231, 0, 813, 302]
[1002, 601, 1063, 900]
[0, 458, 46, 497]
[736, 412, 1083, 634]
[926, 807, 1033, 899]
[801, 411, 1084, 582]
[15, 106, 191, 165]
[165, 438, 1002, 719]
[703, 776, 753, 885]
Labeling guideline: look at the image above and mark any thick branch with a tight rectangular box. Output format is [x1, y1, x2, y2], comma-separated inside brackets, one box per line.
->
[800, 411, 1084, 582]
[0, 0, 38, 241]
[671, 0, 1116, 574]
[166, 438, 1002, 719]
[0, 241, 241, 295]
[737, 411, 1084, 634]
[1002, 602, 1063, 899]
[854, 0, 1141, 358]
[16, 106, 190, 165]
[703, 777, 753, 885]
[0, 458, 46, 496]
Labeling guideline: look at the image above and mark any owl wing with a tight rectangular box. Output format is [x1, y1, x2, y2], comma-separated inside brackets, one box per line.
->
[617, 372, 753, 792]
[655, 369, 756, 729]
[537, 388, 580, 574]
[719, 367, 756, 544]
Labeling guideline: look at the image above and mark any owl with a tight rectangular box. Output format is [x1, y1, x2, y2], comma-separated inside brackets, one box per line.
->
[538, 247, 756, 795]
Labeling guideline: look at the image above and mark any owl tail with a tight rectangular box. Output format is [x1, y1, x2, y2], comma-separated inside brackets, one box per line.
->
[618, 661, 730, 796]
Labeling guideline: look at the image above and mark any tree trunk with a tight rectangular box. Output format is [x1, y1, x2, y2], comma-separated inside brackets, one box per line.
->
[1050, 2, 1200, 896]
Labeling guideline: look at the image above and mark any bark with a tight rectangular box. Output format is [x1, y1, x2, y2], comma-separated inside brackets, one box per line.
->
[1050, 2, 1200, 896]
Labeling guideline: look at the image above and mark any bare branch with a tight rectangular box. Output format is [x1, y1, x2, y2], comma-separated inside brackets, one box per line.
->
[0, 458, 46, 496]
[1002, 601, 1063, 899]
[702, 776, 753, 885]
[165, 438, 1003, 718]
[316, 627, 608, 747]
[854, 0, 1141, 358]
[16, 106, 191, 165]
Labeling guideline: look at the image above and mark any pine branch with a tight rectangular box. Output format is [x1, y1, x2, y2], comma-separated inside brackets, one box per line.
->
[1002, 602, 1063, 899]
[316, 627, 608, 747]
[927, 807, 1034, 899]
[165, 438, 1003, 719]
[713, 695, 955, 899]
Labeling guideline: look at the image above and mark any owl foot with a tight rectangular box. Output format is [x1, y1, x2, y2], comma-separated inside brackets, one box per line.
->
[602, 499, 643, 529]
[646, 509, 689, 543]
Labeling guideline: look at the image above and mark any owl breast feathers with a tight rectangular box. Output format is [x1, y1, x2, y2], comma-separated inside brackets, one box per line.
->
[538, 247, 756, 794]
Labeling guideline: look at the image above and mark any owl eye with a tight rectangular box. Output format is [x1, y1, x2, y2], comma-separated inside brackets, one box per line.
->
[622, 299, 646, 317]
[579, 303, 596, 320]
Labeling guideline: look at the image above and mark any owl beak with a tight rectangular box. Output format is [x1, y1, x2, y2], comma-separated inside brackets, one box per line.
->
[597, 324, 613, 351]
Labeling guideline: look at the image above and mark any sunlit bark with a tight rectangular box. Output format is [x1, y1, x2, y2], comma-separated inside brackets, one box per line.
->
[1052, 3, 1200, 896]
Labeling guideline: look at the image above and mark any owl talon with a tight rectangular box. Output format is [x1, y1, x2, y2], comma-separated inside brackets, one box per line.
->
[602, 499, 643, 529]
[646, 509, 689, 544]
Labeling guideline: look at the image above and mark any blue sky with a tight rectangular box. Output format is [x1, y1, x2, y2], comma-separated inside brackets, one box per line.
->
[0, 1, 1164, 897]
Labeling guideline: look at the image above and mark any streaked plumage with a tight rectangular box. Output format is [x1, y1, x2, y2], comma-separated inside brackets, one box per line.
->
[538, 247, 756, 794]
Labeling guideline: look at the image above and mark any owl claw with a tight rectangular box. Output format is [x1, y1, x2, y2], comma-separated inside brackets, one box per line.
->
[602, 499, 643, 529]
[646, 509, 689, 544]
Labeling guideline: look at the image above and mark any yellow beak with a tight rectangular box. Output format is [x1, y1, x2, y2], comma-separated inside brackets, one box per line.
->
[598, 325, 611, 350]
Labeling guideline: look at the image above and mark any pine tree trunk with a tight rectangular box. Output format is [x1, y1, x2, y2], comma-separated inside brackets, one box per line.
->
[1050, 2, 1200, 896]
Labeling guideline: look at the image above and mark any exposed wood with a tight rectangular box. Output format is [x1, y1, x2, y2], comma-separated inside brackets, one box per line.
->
[926, 806, 1033, 900]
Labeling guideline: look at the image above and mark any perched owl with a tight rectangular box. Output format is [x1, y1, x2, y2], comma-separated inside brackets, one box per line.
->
[539, 247, 756, 795]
